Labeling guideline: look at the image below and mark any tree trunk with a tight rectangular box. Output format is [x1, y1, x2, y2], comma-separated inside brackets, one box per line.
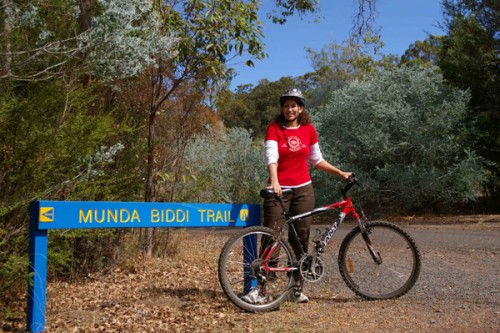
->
[144, 107, 157, 256]
[1, 0, 12, 78]
[78, 0, 93, 88]
[143, 65, 182, 257]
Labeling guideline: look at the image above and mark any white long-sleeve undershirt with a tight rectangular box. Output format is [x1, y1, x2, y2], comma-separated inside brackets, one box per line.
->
[264, 140, 325, 166]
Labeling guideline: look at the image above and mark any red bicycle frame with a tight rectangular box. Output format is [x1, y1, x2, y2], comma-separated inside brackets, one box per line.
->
[259, 194, 364, 273]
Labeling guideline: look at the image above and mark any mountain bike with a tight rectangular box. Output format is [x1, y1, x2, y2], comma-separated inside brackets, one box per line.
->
[218, 175, 421, 312]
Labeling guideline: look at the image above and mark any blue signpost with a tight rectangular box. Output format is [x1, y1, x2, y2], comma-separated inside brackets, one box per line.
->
[27, 200, 260, 333]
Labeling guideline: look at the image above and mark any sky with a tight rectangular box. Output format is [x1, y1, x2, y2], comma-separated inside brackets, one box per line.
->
[230, 0, 445, 90]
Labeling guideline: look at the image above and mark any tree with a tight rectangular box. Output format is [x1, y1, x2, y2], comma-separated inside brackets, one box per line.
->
[0, 0, 387, 263]
[0, 0, 159, 304]
[0, 77, 143, 306]
[309, 34, 401, 80]
[153, 85, 224, 203]
[438, 0, 500, 198]
[217, 33, 400, 138]
[184, 127, 266, 204]
[351, 0, 380, 38]
[401, 35, 443, 67]
[305, 35, 399, 108]
[266, 0, 320, 24]
[0, 0, 178, 82]
[139, 0, 263, 254]
[313, 66, 485, 213]
[217, 76, 314, 138]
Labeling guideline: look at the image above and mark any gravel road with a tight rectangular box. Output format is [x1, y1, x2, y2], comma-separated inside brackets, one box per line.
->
[300, 222, 500, 333]
[157, 220, 500, 333]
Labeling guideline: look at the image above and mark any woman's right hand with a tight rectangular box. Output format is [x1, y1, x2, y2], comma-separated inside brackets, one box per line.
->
[269, 179, 282, 197]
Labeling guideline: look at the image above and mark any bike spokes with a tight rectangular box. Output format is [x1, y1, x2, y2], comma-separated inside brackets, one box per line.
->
[218, 227, 295, 312]
[339, 222, 421, 300]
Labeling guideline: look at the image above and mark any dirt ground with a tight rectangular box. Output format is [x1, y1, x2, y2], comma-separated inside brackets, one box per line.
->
[5, 215, 500, 333]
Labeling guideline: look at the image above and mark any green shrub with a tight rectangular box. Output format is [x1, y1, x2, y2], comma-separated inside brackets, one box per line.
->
[312, 66, 485, 213]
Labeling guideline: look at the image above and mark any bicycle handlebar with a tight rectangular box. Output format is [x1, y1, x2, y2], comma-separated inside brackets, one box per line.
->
[341, 173, 360, 199]
[260, 173, 361, 201]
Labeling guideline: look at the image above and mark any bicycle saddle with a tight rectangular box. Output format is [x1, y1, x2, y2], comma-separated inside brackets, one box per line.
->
[259, 188, 293, 199]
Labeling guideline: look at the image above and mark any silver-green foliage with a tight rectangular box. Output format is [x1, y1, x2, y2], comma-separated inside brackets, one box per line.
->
[184, 127, 266, 204]
[4, 0, 178, 81]
[79, 0, 178, 80]
[313, 66, 485, 211]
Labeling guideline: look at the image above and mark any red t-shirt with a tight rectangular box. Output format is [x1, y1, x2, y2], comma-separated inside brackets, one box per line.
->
[265, 122, 319, 187]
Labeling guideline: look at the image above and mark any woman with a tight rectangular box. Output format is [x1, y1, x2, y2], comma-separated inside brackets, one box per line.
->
[243, 88, 351, 304]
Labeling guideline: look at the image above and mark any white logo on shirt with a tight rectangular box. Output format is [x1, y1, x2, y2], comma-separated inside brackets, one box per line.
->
[287, 135, 303, 152]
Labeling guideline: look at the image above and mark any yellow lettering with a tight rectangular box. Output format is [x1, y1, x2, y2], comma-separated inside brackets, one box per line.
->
[130, 210, 140, 223]
[198, 209, 236, 223]
[215, 210, 223, 222]
[151, 209, 159, 223]
[78, 208, 140, 224]
[108, 209, 118, 223]
[120, 209, 130, 222]
[176, 210, 188, 223]
[95, 209, 105, 223]
[150, 209, 189, 223]
[166, 209, 174, 222]
[227, 210, 235, 222]
[198, 209, 206, 222]
[79, 209, 92, 223]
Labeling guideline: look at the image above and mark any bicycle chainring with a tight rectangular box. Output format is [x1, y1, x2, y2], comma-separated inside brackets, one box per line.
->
[299, 255, 325, 283]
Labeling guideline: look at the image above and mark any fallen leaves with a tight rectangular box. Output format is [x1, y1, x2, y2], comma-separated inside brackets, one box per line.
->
[3, 227, 499, 332]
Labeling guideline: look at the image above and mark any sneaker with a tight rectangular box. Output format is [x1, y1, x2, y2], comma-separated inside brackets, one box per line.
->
[242, 288, 267, 304]
[293, 292, 309, 303]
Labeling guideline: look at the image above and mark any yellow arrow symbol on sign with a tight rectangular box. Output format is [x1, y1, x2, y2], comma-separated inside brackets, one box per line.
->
[40, 207, 54, 222]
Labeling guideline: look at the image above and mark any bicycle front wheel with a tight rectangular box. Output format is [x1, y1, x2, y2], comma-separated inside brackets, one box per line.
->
[338, 222, 421, 300]
[218, 226, 296, 312]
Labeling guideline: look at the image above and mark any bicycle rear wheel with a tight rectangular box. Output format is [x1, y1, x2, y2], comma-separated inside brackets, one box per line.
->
[338, 222, 421, 300]
[218, 226, 295, 312]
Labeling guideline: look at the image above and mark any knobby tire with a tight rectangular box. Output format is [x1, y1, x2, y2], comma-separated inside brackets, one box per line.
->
[218, 226, 296, 312]
[338, 221, 421, 300]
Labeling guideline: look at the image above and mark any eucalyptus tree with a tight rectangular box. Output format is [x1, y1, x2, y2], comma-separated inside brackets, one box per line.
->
[183, 127, 267, 204]
[1, 0, 384, 257]
[0, 0, 178, 81]
[313, 66, 485, 213]
[401, 35, 443, 67]
[438, 0, 500, 198]
[217, 76, 301, 138]
[305, 35, 399, 108]
[139, 0, 327, 254]
[143, 0, 263, 204]
[0, 0, 178, 295]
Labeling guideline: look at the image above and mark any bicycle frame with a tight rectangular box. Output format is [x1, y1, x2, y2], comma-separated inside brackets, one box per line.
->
[260, 195, 364, 273]
[221, 178, 421, 310]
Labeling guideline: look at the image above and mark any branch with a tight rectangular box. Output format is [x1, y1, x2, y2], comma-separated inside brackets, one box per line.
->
[0, 30, 91, 81]
[0, 34, 89, 56]
[352, 0, 380, 38]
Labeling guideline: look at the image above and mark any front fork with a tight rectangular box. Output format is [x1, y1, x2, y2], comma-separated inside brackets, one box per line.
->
[357, 207, 382, 265]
